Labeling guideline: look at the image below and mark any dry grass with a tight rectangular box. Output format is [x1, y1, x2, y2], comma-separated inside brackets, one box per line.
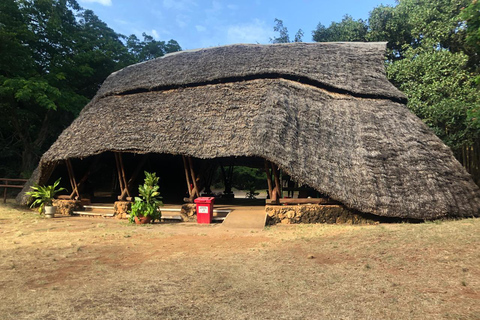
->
[0, 202, 479, 319]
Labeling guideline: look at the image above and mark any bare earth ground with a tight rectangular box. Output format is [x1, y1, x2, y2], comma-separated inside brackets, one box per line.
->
[1, 202, 479, 320]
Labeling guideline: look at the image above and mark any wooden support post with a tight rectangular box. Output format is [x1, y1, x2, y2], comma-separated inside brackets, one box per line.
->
[70, 156, 100, 199]
[264, 160, 273, 199]
[182, 156, 193, 197]
[118, 153, 130, 197]
[66, 159, 80, 200]
[3, 180, 7, 204]
[271, 162, 282, 200]
[120, 155, 148, 199]
[114, 152, 130, 201]
[188, 157, 200, 198]
[114, 153, 125, 193]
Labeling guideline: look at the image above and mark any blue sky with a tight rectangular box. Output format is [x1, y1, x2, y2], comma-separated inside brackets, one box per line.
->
[78, 0, 397, 50]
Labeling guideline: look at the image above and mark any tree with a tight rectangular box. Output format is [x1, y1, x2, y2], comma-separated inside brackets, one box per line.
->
[312, 15, 368, 42]
[126, 33, 181, 62]
[461, 0, 480, 74]
[270, 18, 303, 43]
[311, 0, 480, 181]
[0, 0, 181, 177]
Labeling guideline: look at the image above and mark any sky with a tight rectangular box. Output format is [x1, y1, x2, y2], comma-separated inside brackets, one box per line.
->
[78, 0, 397, 50]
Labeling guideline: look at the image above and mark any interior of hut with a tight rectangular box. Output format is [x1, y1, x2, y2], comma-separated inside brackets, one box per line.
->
[47, 152, 335, 208]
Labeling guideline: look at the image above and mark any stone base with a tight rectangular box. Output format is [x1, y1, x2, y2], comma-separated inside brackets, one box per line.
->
[114, 201, 131, 219]
[180, 204, 196, 222]
[265, 204, 379, 225]
[52, 199, 82, 216]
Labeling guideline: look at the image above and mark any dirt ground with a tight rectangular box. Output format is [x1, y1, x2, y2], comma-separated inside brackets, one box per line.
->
[1, 202, 479, 320]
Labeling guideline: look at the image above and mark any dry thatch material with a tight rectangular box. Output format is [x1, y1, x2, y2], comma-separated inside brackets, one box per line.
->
[18, 42, 480, 219]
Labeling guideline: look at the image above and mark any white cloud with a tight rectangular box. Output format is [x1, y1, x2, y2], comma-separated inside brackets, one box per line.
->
[195, 25, 206, 32]
[226, 19, 273, 44]
[176, 14, 189, 28]
[163, 0, 197, 11]
[80, 0, 112, 6]
[151, 29, 159, 39]
[227, 4, 238, 10]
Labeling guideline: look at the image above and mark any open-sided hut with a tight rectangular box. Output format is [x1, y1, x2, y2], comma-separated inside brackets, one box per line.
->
[18, 42, 480, 220]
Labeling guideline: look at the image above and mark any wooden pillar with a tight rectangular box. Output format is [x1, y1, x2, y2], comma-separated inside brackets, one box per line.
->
[114, 152, 130, 201]
[65, 159, 80, 200]
[188, 157, 200, 198]
[271, 162, 282, 202]
[264, 160, 273, 199]
[69, 156, 100, 199]
[120, 155, 148, 199]
[183, 156, 200, 202]
[3, 179, 7, 204]
[182, 156, 193, 197]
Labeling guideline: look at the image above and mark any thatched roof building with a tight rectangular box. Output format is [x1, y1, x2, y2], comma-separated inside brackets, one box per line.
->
[18, 42, 480, 219]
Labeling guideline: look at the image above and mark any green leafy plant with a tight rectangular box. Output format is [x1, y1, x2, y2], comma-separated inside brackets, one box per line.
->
[26, 178, 66, 213]
[129, 172, 163, 223]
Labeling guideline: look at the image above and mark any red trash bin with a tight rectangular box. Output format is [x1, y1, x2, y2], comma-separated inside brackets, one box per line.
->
[194, 197, 215, 224]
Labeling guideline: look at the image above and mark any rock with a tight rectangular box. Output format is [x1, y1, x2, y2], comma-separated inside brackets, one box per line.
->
[265, 204, 378, 225]
[53, 199, 81, 216]
[114, 201, 131, 219]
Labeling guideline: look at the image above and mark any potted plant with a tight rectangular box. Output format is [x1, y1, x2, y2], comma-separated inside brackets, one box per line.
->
[129, 171, 163, 224]
[26, 178, 66, 218]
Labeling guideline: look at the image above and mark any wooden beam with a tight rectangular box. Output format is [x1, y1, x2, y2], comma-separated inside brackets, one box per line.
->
[271, 162, 282, 199]
[3, 180, 7, 204]
[188, 157, 200, 198]
[182, 155, 193, 197]
[120, 155, 148, 199]
[115, 152, 130, 200]
[266, 198, 340, 205]
[114, 153, 125, 193]
[0, 185, 25, 188]
[70, 156, 100, 199]
[66, 159, 80, 199]
[117, 153, 130, 197]
[264, 160, 273, 199]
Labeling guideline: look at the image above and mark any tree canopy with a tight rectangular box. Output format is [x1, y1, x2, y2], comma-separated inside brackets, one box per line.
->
[311, 0, 480, 182]
[0, 0, 181, 177]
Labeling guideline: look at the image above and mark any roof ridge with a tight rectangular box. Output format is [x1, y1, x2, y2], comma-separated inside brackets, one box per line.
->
[107, 73, 407, 104]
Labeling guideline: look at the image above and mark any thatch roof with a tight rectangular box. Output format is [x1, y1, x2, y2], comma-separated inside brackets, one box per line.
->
[18, 42, 480, 219]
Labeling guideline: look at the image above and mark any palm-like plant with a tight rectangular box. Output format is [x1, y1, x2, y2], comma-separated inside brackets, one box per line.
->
[26, 178, 66, 213]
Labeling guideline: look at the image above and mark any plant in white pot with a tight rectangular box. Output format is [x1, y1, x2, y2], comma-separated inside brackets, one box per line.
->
[26, 178, 66, 218]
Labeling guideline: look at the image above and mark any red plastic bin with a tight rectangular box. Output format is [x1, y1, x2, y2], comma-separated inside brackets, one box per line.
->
[194, 197, 215, 224]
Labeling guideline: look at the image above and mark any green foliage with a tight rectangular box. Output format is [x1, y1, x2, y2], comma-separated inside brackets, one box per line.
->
[26, 178, 66, 213]
[270, 18, 303, 43]
[232, 167, 267, 192]
[129, 172, 163, 223]
[461, 0, 480, 80]
[126, 33, 182, 62]
[388, 47, 480, 147]
[312, 0, 480, 161]
[462, 0, 480, 51]
[0, 0, 181, 177]
[313, 15, 368, 42]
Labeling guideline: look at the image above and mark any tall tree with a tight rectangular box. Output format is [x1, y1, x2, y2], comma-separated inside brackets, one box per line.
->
[312, 0, 480, 181]
[126, 33, 181, 62]
[270, 18, 303, 43]
[312, 15, 368, 42]
[0, 0, 181, 177]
